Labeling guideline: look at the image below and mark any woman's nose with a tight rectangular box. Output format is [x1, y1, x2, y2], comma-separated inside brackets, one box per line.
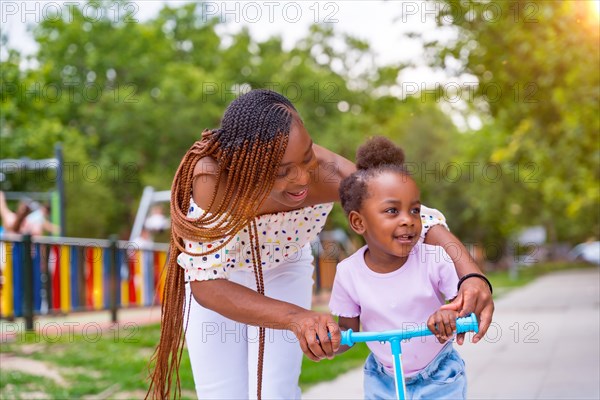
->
[297, 167, 311, 186]
[289, 165, 312, 186]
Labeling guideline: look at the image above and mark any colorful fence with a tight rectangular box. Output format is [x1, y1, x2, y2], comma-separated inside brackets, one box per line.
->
[0, 234, 168, 321]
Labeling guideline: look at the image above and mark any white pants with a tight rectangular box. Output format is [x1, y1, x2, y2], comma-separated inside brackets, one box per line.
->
[184, 244, 315, 400]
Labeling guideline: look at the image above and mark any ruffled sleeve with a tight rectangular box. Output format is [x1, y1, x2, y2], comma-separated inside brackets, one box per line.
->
[177, 239, 233, 282]
[176, 199, 240, 282]
[419, 205, 449, 241]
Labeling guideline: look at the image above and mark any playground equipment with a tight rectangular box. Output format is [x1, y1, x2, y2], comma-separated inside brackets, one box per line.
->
[341, 314, 479, 400]
[0, 144, 66, 236]
[0, 233, 168, 327]
[130, 186, 170, 242]
[0, 163, 171, 327]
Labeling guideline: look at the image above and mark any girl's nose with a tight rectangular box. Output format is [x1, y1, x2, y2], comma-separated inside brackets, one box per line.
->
[398, 213, 414, 226]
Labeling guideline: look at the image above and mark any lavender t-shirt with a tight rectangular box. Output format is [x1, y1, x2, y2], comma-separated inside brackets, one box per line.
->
[329, 243, 459, 376]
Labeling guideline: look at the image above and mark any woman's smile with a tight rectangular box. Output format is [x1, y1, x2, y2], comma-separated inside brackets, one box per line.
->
[286, 187, 309, 202]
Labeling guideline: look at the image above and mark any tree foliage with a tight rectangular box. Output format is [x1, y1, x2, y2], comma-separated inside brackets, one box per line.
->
[1, 0, 597, 256]
[425, 0, 599, 245]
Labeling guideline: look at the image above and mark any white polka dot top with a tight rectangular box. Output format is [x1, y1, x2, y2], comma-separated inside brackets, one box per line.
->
[177, 198, 448, 282]
[177, 199, 335, 282]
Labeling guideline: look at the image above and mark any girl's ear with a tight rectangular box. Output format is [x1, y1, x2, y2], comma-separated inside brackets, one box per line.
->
[348, 210, 366, 235]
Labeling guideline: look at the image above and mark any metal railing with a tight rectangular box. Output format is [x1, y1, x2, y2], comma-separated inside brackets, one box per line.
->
[0, 233, 169, 330]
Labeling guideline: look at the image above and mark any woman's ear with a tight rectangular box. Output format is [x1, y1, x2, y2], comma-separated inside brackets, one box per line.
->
[348, 210, 365, 235]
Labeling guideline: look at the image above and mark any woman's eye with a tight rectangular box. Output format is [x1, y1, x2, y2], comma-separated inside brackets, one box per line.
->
[276, 169, 289, 178]
[303, 153, 315, 165]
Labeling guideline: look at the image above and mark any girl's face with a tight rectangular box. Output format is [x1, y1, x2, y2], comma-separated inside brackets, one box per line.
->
[350, 171, 422, 264]
[269, 119, 318, 207]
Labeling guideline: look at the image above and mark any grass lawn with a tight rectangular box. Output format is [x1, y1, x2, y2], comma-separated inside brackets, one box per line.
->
[0, 261, 594, 398]
[0, 321, 370, 399]
[0, 323, 196, 399]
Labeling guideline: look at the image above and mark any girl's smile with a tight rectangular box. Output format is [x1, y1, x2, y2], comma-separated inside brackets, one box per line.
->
[394, 231, 418, 245]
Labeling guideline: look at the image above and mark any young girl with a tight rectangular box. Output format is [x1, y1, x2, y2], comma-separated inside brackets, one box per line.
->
[330, 137, 474, 399]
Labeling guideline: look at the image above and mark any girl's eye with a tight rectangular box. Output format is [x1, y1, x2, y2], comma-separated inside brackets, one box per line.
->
[385, 208, 398, 214]
[411, 208, 421, 215]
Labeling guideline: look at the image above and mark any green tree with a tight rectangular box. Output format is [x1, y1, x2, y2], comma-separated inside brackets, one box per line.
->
[3, 1, 417, 238]
[425, 0, 600, 246]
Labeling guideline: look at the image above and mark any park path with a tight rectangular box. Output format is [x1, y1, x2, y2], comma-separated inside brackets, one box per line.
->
[303, 268, 600, 399]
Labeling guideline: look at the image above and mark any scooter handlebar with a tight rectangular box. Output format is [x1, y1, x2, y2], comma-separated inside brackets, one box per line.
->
[341, 313, 479, 347]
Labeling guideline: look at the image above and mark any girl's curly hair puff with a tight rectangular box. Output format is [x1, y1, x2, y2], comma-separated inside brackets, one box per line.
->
[339, 136, 408, 215]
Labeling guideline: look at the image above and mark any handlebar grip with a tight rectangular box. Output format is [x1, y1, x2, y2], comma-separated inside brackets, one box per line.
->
[341, 329, 354, 347]
[456, 313, 479, 334]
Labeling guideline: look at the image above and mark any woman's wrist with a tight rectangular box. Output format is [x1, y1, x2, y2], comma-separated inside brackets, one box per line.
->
[457, 273, 493, 295]
[282, 305, 312, 329]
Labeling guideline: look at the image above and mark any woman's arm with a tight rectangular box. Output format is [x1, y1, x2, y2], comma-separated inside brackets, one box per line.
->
[307, 145, 356, 204]
[425, 225, 494, 344]
[191, 279, 341, 361]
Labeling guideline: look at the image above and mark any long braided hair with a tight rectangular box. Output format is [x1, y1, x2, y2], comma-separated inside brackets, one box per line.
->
[147, 89, 299, 399]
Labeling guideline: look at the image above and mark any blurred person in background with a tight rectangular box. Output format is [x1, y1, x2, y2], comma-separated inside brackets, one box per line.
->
[132, 228, 154, 250]
[21, 202, 60, 237]
[0, 191, 33, 235]
[144, 205, 171, 233]
[144, 204, 171, 243]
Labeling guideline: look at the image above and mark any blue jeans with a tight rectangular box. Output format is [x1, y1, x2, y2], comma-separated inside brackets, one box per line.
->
[363, 342, 467, 399]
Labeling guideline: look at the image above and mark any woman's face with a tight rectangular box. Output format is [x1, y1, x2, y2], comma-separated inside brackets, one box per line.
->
[268, 119, 318, 208]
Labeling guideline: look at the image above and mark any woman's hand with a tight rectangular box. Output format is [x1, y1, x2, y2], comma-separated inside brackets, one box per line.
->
[192, 279, 341, 359]
[440, 277, 494, 344]
[427, 308, 459, 344]
[288, 310, 341, 361]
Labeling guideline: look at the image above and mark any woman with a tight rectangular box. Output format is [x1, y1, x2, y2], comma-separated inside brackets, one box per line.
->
[147, 89, 494, 399]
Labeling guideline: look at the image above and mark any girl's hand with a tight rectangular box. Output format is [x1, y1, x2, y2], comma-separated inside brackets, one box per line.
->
[427, 309, 458, 343]
[440, 277, 494, 344]
[289, 311, 341, 361]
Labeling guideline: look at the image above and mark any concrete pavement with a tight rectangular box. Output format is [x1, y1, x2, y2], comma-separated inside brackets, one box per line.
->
[303, 268, 600, 399]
